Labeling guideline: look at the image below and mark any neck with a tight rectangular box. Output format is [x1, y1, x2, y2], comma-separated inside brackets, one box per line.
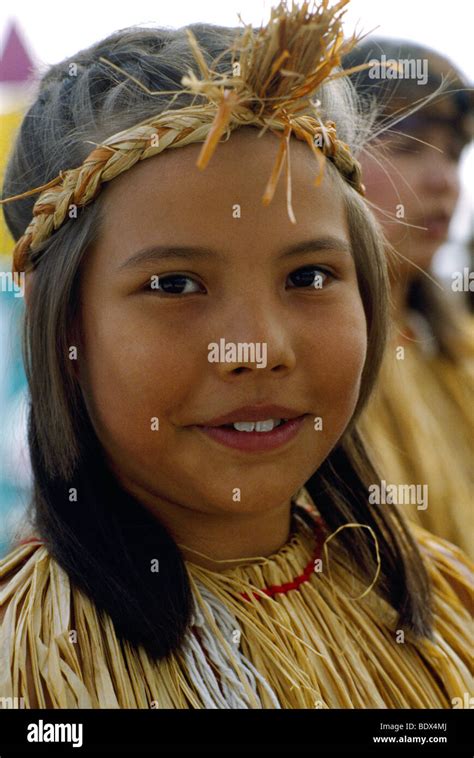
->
[176, 503, 294, 571]
[114, 471, 294, 572]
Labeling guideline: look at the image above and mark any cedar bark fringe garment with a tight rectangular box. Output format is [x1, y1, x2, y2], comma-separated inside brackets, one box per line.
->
[359, 312, 474, 559]
[0, 503, 472, 708]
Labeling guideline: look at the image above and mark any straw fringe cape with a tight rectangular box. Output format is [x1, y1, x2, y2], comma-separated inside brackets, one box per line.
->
[360, 312, 474, 560]
[0, 501, 472, 709]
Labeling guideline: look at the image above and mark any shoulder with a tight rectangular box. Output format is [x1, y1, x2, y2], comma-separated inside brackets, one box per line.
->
[0, 540, 53, 707]
[0, 539, 91, 708]
[0, 536, 51, 584]
[0, 539, 49, 606]
[0, 538, 51, 612]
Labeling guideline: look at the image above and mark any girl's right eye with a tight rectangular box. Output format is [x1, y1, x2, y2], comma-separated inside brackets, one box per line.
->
[143, 274, 203, 296]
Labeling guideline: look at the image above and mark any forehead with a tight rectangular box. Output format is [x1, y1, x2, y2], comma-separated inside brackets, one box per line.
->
[96, 127, 348, 262]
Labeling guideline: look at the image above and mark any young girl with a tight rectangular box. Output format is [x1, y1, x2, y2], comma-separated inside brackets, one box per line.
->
[0, 0, 472, 709]
[344, 39, 474, 559]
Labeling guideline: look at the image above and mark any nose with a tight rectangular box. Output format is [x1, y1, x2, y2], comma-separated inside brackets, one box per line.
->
[211, 302, 297, 380]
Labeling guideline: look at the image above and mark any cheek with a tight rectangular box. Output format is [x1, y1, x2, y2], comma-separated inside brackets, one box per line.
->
[300, 291, 367, 434]
[80, 304, 198, 456]
[359, 154, 399, 208]
[361, 155, 422, 226]
[361, 163, 418, 252]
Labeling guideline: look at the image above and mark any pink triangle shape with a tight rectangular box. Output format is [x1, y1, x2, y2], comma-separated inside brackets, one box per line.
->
[0, 20, 35, 82]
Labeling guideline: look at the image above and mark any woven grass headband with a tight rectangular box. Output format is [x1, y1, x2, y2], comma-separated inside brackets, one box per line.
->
[2, 0, 369, 274]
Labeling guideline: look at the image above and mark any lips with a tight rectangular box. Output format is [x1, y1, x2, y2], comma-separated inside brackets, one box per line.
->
[197, 404, 306, 427]
[194, 414, 308, 452]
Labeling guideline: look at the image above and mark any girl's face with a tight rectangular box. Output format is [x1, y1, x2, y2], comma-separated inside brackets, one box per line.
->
[78, 128, 367, 521]
[360, 122, 462, 274]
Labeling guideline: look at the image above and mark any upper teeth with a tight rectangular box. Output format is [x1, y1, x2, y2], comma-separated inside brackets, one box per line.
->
[232, 418, 284, 432]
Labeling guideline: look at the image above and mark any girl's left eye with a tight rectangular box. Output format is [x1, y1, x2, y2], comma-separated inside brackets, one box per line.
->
[143, 274, 203, 296]
[287, 265, 332, 289]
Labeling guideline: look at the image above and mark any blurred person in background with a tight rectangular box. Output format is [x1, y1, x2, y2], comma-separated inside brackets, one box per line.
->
[345, 39, 474, 558]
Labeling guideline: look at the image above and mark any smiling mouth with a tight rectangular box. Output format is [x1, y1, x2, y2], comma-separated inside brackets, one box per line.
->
[193, 415, 309, 452]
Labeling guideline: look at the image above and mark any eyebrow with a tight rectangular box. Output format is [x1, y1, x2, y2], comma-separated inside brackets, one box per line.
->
[117, 236, 351, 271]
